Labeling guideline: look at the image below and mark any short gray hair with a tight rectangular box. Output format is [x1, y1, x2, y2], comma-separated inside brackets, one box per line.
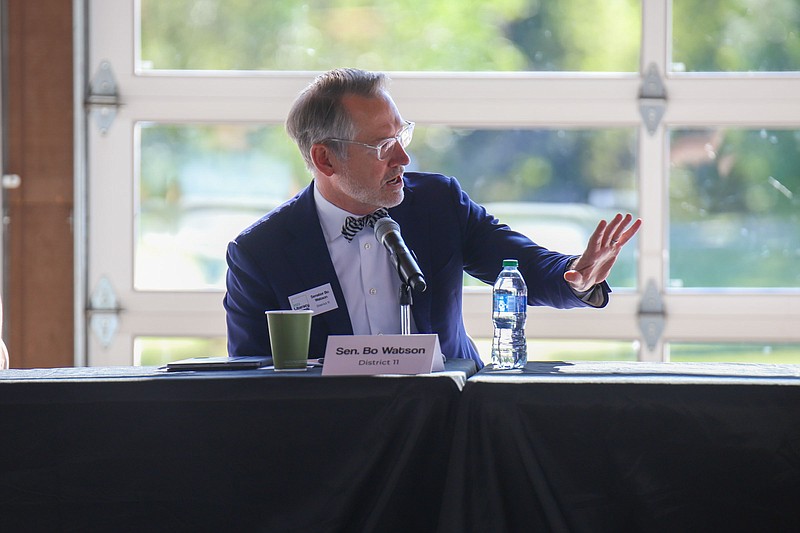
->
[286, 68, 389, 169]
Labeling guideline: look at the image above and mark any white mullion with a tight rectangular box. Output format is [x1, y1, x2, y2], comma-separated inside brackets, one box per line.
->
[666, 77, 800, 125]
[637, 124, 668, 361]
[119, 76, 642, 126]
[461, 291, 641, 341]
[664, 293, 800, 344]
[641, 0, 669, 74]
[634, 0, 671, 360]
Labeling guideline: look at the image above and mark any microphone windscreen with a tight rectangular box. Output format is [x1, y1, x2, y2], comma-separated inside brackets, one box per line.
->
[374, 216, 400, 243]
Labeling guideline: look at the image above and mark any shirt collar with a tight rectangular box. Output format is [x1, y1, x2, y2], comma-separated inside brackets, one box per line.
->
[314, 182, 357, 245]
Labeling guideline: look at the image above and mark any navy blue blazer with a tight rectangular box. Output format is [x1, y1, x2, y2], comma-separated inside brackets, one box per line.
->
[224, 172, 609, 368]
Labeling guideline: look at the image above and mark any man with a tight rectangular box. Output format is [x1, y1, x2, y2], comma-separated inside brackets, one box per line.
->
[224, 68, 641, 368]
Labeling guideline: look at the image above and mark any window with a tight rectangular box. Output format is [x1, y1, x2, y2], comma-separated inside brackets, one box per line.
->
[84, 0, 800, 365]
[410, 127, 639, 288]
[136, 123, 303, 291]
[672, 0, 800, 72]
[670, 127, 800, 289]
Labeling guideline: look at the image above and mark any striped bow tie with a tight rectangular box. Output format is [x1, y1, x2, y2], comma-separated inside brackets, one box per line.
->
[341, 208, 389, 242]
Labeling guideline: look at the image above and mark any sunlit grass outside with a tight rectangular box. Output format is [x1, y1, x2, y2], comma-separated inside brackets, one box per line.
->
[136, 338, 800, 368]
[669, 343, 800, 364]
[475, 339, 800, 366]
[135, 337, 227, 366]
[474, 338, 638, 367]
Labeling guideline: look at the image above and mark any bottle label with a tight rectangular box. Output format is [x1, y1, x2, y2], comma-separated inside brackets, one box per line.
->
[495, 294, 527, 313]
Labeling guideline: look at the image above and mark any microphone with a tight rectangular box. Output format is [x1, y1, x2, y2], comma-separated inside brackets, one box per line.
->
[374, 217, 427, 292]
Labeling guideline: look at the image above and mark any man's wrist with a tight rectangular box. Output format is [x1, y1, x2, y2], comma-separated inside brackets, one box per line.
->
[566, 256, 590, 294]
[567, 256, 580, 271]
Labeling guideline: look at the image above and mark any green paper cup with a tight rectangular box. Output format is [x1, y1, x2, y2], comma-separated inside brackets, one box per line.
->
[265, 310, 313, 371]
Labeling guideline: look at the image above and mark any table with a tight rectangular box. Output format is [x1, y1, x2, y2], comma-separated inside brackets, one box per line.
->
[0, 359, 475, 532]
[439, 361, 800, 532]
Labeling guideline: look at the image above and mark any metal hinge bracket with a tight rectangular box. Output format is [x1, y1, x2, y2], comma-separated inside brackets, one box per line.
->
[85, 60, 121, 135]
[639, 63, 667, 136]
[88, 276, 122, 348]
[638, 279, 665, 352]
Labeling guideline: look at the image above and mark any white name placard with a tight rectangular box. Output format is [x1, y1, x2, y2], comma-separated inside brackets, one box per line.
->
[322, 334, 445, 376]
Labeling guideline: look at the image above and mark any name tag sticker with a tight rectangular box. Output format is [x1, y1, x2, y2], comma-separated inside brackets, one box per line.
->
[289, 283, 338, 316]
[322, 334, 445, 376]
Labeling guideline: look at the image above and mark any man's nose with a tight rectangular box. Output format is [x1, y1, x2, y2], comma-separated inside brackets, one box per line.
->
[389, 142, 411, 166]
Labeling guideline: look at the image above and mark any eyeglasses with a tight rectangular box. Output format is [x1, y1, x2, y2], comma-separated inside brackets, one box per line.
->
[325, 121, 415, 161]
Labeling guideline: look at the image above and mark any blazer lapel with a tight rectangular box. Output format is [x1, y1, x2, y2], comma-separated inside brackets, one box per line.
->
[283, 184, 354, 336]
[389, 185, 434, 333]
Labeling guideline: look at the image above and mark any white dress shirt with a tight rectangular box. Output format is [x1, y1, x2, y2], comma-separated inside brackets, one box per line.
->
[314, 185, 413, 335]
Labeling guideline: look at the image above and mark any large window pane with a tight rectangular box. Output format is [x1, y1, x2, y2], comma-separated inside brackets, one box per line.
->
[136, 123, 306, 291]
[139, 0, 640, 72]
[410, 127, 639, 288]
[669, 128, 800, 289]
[672, 0, 800, 72]
[136, 124, 638, 292]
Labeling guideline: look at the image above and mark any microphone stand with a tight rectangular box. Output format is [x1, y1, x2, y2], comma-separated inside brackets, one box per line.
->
[399, 281, 412, 335]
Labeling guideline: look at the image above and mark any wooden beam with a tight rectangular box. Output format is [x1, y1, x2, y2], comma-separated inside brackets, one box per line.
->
[5, 0, 74, 368]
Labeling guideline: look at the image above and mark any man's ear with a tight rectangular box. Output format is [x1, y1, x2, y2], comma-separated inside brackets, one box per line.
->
[310, 143, 337, 177]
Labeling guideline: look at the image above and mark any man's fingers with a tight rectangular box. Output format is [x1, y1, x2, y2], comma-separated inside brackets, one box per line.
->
[614, 216, 642, 247]
[609, 212, 635, 242]
[583, 214, 641, 266]
[588, 218, 608, 249]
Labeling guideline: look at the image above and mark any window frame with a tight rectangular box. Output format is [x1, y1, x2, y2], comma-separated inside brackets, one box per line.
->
[81, 0, 800, 365]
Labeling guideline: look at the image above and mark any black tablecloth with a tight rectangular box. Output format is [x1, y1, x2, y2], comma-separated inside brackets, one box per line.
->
[6, 359, 800, 532]
[0, 360, 475, 532]
[439, 361, 800, 533]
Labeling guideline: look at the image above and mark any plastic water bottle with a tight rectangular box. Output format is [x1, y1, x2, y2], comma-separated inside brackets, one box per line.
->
[491, 259, 527, 369]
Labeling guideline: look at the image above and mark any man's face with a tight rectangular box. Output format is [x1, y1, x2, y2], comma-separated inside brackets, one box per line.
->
[328, 92, 410, 215]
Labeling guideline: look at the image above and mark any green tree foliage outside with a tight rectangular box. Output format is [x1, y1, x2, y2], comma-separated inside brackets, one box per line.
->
[138, 0, 799, 289]
[672, 0, 800, 71]
[140, 0, 640, 72]
[670, 128, 800, 288]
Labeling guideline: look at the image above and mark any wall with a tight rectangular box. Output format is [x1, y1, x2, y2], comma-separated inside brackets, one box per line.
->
[4, 0, 74, 367]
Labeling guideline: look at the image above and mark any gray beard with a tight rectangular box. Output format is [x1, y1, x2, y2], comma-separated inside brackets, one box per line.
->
[338, 168, 405, 209]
